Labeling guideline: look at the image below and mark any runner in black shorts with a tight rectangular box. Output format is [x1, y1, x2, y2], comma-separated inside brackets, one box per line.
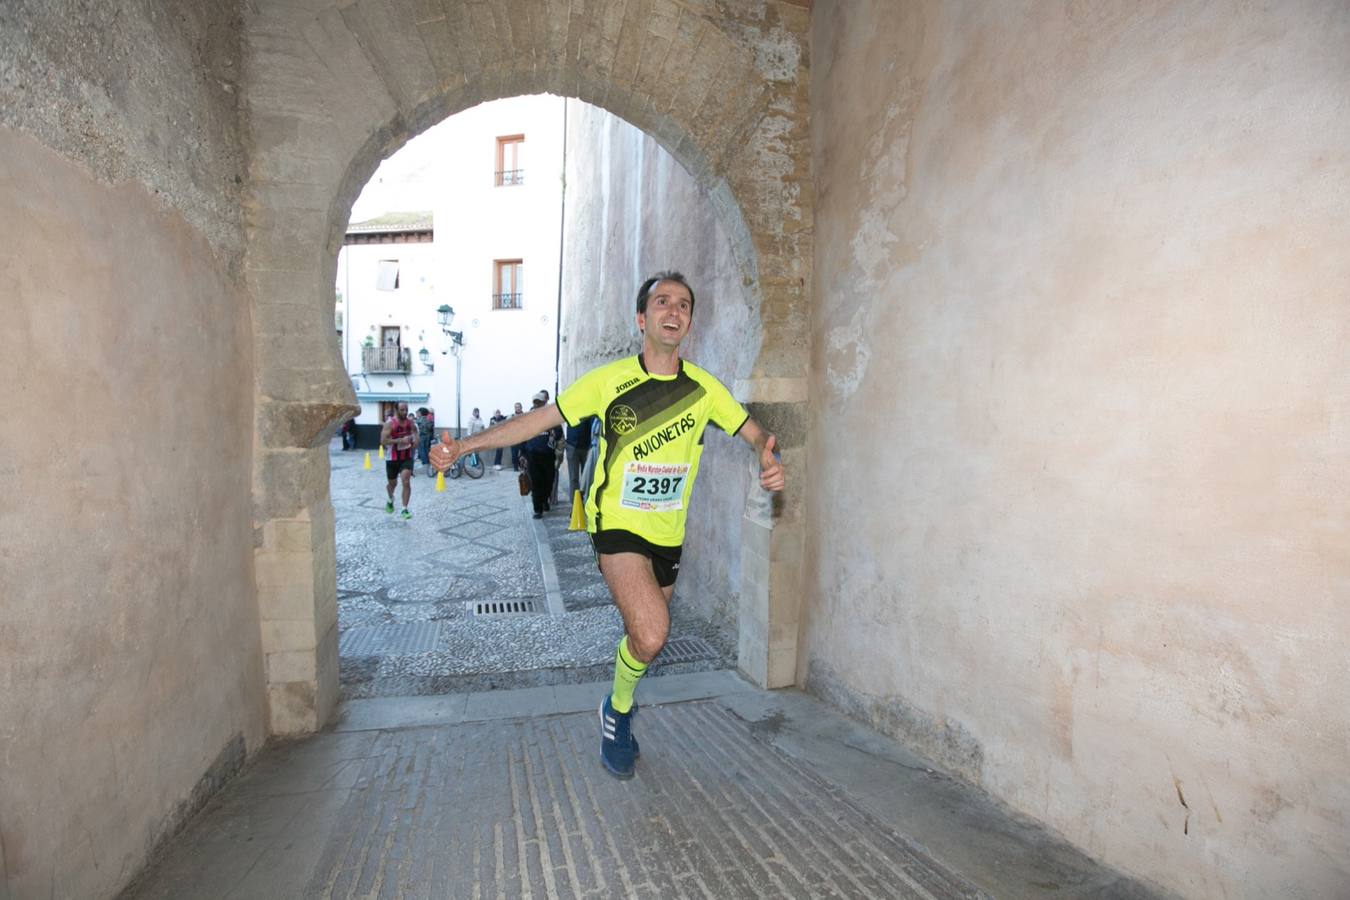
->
[380, 402, 418, 520]
[428, 272, 785, 779]
[591, 530, 682, 588]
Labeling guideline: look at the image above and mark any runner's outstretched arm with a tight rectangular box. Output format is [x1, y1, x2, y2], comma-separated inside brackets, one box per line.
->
[435, 404, 565, 467]
[736, 418, 785, 492]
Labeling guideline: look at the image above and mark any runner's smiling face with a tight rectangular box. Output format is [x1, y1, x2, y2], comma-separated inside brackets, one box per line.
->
[637, 281, 692, 351]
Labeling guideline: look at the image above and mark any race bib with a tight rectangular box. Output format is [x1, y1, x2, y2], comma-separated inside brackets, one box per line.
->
[619, 462, 691, 511]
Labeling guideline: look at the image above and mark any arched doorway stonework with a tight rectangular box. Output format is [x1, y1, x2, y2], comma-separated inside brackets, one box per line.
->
[244, 0, 813, 734]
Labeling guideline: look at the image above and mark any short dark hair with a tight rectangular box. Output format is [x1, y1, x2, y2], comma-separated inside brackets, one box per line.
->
[636, 271, 696, 315]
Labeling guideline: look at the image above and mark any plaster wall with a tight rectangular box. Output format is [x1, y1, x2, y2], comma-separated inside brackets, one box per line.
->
[806, 3, 1350, 898]
[559, 100, 761, 636]
[0, 3, 262, 898]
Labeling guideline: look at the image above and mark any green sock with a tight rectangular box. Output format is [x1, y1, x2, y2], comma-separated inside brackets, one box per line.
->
[610, 636, 647, 714]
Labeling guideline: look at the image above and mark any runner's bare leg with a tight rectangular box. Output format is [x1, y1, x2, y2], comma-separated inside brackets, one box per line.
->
[599, 553, 674, 664]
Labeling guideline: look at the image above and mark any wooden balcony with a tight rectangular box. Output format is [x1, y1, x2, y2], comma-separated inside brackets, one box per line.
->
[362, 346, 410, 373]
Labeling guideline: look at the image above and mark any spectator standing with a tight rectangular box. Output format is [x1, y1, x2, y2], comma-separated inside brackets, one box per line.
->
[489, 408, 507, 469]
[415, 407, 434, 467]
[565, 415, 594, 500]
[509, 401, 526, 470]
[523, 391, 563, 518]
[537, 390, 563, 505]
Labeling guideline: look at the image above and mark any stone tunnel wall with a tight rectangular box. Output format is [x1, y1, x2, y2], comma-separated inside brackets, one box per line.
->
[804, 2, 1350, 898]
[558, 99, 762, 641]
[0, 2, 265, 898]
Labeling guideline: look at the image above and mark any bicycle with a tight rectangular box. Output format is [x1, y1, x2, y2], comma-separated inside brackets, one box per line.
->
[428, 444, 485, 479]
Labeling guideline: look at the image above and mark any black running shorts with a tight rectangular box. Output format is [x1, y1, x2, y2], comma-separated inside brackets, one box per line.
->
[591, 529, 683, 588]
[385, 458, 414, 479]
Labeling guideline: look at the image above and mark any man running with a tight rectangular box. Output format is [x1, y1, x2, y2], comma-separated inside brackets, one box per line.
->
[381, 402, 418, 520]
[432, 271, 784, 779]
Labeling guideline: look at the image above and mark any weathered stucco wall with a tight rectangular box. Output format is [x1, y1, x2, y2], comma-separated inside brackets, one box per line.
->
[806, 3, 1350, 898]
[0, 3, 262, 898]
[559, 100, 761, 636]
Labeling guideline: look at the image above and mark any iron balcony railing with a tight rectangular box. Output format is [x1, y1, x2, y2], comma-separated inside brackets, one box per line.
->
[362, 346, 411, 373]
[494, 169, 524, 186]
[493, 292, 523, 310]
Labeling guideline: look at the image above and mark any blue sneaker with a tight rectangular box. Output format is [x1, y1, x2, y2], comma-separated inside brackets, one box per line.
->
[599, 695, 638, 779]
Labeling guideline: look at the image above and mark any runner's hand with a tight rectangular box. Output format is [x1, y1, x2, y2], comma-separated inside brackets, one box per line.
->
[429, 431, 463, 473]
[758, 434, 784, 492]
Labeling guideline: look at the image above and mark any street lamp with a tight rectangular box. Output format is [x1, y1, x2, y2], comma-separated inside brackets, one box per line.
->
[436, 303, 465, 438]
[418, 346, 433, 372]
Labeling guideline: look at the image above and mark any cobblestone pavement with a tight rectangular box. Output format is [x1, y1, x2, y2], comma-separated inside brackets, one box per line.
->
[331, 444, 735, 699]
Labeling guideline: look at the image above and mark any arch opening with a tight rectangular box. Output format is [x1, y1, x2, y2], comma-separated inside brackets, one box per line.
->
[329, 94, 763, 702]
[243, 2, 811, 733]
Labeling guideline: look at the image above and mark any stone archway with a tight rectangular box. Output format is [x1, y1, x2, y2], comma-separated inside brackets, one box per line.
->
[243, 0, 811, 733]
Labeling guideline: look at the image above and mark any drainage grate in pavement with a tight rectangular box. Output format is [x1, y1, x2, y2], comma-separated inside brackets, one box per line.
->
[658, 636, 718, 663]
[339, 622, 443, 657]
[469, 598, 542, 616]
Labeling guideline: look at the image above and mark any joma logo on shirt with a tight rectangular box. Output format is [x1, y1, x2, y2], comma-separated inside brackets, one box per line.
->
[615, 377, 641, 394]
[631, 413, 698, 460]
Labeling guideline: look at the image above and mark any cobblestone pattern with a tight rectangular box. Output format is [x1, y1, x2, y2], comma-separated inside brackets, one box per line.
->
[306, 702, 984, 900]
[333, 447, 736, 698]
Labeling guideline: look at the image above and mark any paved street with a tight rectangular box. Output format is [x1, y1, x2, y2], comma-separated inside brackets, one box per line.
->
[122, 674, 1155, 900]
[330, 443, 735, 698]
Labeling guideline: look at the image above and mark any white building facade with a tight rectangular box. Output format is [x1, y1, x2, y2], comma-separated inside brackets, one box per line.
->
[337, 94, 566, 439]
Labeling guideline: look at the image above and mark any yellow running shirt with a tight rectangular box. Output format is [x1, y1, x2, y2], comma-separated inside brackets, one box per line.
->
[556, 354, 749, 547]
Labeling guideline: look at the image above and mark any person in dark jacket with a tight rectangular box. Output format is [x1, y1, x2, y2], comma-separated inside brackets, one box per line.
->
[523, 391, 563, 518]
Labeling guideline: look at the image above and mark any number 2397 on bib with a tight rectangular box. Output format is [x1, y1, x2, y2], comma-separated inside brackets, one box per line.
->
[619, 462, 691, 512]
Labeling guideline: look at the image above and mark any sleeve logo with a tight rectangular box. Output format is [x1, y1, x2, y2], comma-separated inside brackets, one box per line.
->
[609, 404, 638, 435]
